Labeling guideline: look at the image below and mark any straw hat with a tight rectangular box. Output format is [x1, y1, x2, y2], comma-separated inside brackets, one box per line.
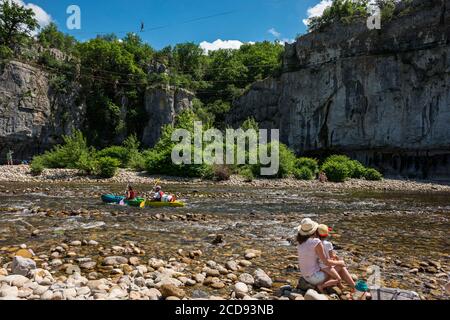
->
[297, 218, 319, 236]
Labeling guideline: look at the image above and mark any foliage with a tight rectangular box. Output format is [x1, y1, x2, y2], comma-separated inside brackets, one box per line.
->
[249, 143, 297, 179]
[37, 130, 92, 169]
[30, 156, 45, 176]
[321, 154, 383, 182]
[364, 168, 383, 181]
[97, 146, 129, 167]
[0, 44, 12, 59]
[239, 166, 254, 182]
[322, 155, 365, 178]
[307, 0, 370, 31]
[296, 157, 319, 175]
[378, 0, 395, 21]
[96, 157, 121, 178]
[321, 160, 351, 182]
[144, 109, 213, 178]
[294, 167, 315, 181]
[0, 0, 38, 50]
[38, 23, 77, 53]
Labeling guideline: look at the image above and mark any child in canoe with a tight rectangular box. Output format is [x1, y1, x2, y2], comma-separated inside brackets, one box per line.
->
[152, 186, 176, 203]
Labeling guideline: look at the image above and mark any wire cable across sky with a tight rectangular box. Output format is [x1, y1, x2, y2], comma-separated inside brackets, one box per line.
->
[68, 10, 238, 36]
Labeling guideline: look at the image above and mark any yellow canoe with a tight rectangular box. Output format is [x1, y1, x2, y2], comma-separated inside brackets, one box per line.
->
[144, 200, 185, 208]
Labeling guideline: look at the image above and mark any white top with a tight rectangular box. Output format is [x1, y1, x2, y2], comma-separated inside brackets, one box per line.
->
[319, 240, 334, 269]
[297, 238, 321, 277]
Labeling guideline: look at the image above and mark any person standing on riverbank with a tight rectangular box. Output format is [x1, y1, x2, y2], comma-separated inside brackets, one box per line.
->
[6, 149, 14, 166]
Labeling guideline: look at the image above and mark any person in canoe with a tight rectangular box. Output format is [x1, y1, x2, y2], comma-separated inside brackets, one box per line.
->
[152, 185, 176, 203]
[126, 185, 137, 200]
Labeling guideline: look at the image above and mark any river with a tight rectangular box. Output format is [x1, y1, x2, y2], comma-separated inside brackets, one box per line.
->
[0, 181, 449, 299]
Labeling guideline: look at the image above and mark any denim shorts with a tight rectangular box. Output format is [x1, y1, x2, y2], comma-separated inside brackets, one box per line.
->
[304, 271, 326, 285]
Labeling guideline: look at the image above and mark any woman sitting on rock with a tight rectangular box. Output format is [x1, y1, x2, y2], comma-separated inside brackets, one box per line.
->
[297, 218, 349, 293]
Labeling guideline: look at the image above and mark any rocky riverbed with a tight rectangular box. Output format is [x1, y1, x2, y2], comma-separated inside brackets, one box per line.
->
[0, 166, 449, 300]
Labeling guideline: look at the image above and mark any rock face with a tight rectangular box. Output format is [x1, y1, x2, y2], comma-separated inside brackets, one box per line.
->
[227, 0, 450, 178]
[142, 85, 194, 147]
[0, 60, 85, 162]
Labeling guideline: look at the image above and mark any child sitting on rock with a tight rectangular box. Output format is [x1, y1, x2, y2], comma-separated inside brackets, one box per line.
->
[317, 224, 345, 289]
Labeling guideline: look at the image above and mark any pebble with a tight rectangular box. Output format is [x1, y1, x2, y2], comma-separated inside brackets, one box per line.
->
[78, 262, 95, 270]
[0, 285, 19, 298]
[225, 260, 239, 271]
[238, 273, 255, 285]
[244, 249, 261, 260]
[159, 284, 185, 298]
[234, 282, 249, 299]
[40, 290, 54, 300]
[304, 289, 328, 301]
[148, 258, 166, 269]
[2, 275, 30, 288]
[11, 256, 36, 276]
[194, 274, 205, 283]
[103, 256, 128, 266]
[254, 269, 273, 288]
[129, 257, 140, 266]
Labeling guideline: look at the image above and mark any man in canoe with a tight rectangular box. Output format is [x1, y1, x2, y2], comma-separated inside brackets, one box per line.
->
[152, 185, 176, 203]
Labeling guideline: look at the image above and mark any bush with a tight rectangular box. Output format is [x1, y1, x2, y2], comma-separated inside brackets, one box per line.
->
[96, 157, 120, 178]
[364, 168, 383, 181]
[348, 160, 366, 179]
[294, 167, 315, 181]
[97, 146, 129, 167]
[0, 45, 13, 60]
[39, 130, 92, 169]
[323, 155, 365, 178]
[307, 0, 370, 31]
[239, 166, 254, 182]
[75, 152, 98, 175]
[296, 157, 319, 175]
[251, 143, 297, 179]
[212, 165, 231, 181]
[127, 151, 146, 171]
[322, 161, 350, 182]
[30, 156, 45, 176]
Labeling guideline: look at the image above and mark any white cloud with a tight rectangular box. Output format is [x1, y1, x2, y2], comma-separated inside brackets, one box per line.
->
[2, 0, 52, 31]
[268, 28, 281, 38]
[200, 39, 247, 54]
[279, 38, 295, 44]
[302, 0, 332, 26]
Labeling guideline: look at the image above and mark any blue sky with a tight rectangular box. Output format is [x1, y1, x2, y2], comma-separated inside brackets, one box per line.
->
[15, 0, 331, 50]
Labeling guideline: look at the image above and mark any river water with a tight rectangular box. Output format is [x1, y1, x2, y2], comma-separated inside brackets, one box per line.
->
[0, 181, 449, 299]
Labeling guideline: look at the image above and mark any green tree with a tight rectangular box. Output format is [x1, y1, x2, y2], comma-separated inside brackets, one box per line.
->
[0, 0, 38, 50]
[38, 23, 77, 53]
[307, 0, 370, 31]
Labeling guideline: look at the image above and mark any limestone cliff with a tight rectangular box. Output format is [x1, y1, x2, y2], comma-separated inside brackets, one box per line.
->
[0, 60, 85, 163]
[227, 0, 450, 178]
[142, 85, 194, 147]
